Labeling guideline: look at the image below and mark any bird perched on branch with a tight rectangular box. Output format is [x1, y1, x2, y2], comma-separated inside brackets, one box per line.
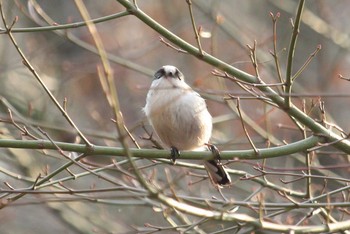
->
[144, 65, 231, 187]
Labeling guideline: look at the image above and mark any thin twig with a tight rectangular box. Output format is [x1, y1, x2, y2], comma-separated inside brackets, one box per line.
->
[212, 70, 284, 87]
[269, 12, 285, 91]
[22, 0, 153, 76]
[292, 44, 322, 81]
[212, 69, 279, 107]
[0, 5, 93, 148]
[159, 36, 188, 53]
[185, 0, 204, 56]
[246, 40, 261, 79]
[7, 109, 39, 140]
[111, 118, 140, 149]
[140, 123, 163, 149]
[1, 0, 130, 33]
[38, 127, 123, 186]
[235, 97, 259, 155]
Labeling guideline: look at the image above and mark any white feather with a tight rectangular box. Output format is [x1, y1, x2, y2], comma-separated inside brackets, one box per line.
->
[144, 66, 212, 150]
[144, 65, 231, 186]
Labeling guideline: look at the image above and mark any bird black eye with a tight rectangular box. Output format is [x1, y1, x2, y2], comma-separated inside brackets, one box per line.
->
[175, 69, 183, 80]
[154, 68, 165, 80]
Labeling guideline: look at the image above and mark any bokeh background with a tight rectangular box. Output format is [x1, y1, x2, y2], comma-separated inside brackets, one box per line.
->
[1, 0, 350, 233]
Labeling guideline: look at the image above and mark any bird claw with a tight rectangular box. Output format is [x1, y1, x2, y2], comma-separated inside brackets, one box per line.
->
[206, 143, 221, 160]
[204, 143, 231, 186]
[170, 146, 180, 164]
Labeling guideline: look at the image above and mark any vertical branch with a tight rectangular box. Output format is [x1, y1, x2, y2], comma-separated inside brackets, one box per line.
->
[285, 0, 305, 108]
[247, 40, 261, 79]
[302, 100, 312, 198]
[186, 0, 204, 56]
[269, 12, 285, 92]
[305, 151, 312, 198]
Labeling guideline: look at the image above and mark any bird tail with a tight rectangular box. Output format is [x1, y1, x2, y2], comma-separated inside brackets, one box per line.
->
[203, 160, 231, 187]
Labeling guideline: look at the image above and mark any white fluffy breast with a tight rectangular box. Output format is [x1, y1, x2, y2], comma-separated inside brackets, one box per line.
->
[144, 77, 212, 150]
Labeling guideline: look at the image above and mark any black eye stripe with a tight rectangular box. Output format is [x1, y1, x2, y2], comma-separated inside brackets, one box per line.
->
[153, 67, 184, 80]
[175, 69, 183, 80]
[154, 68, 165, 79]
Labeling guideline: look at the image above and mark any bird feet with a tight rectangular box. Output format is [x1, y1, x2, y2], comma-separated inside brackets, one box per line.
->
[205, 143, 221, 160]
[170, 146, 180, 164]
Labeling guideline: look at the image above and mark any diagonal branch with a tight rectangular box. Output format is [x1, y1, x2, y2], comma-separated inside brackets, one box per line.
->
[116, 0, 350, 155]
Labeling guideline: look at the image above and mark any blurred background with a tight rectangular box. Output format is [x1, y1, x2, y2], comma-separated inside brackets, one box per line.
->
[1, 0, 350, 233]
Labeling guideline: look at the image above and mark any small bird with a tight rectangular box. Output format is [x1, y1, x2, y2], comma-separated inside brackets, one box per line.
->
[144, 65, 231, 186]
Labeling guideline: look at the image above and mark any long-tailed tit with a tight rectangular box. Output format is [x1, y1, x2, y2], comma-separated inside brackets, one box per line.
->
[144, 65, 231, 186]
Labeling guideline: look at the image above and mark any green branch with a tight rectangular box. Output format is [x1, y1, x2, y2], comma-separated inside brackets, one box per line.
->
[0, 11, 129, 33]
[0, 136, 321, 160]
[285, 0, 305, 108]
